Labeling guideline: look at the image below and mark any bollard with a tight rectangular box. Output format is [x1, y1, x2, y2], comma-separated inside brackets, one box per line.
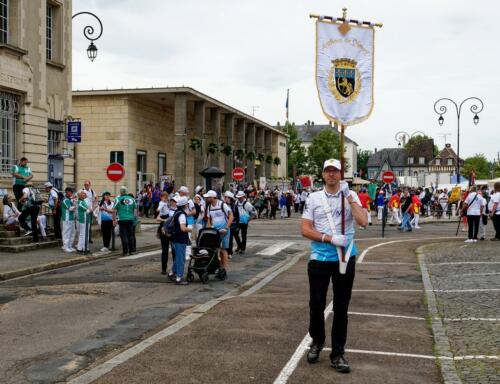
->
[451, 203, 457, 217]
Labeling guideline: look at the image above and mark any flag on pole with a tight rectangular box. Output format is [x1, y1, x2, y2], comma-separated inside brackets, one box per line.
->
[315, 19, 376, 126]
[285, 88, 289, 121]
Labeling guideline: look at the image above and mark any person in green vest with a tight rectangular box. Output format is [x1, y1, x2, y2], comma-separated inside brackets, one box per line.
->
[112, 186, 137, 256]
[76, 190, 92, 254]
[11, 157, 33, 210]
[61, 187, 76, 253]
[368, 180, 377, 211]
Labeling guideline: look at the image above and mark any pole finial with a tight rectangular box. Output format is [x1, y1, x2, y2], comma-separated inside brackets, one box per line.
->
[342, 7, 347, 20]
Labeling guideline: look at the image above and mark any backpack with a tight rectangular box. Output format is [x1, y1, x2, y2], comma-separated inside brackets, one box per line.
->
[26, 187, 44, 207]
[163, 211, 181, 238]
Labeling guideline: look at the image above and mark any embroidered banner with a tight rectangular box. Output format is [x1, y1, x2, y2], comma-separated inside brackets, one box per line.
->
[315, 20, 375, 126]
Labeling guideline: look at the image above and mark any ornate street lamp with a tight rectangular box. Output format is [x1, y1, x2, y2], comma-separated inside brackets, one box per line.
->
[72, 12, 103, 62]
[433, 97, 484, 184]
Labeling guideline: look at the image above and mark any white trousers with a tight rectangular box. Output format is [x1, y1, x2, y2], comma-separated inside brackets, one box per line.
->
[62, 220, 75, 250]
[391, 208, 402, 224]
[411, 214, 420, 228]
[377, 206, 383, 220]
[77, 222, 89, 251]
[364, 208, 372, 224]
[37, 215, 47, 238]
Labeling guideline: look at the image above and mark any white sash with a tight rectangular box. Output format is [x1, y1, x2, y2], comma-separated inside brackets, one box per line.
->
[320, 190, 353, 274]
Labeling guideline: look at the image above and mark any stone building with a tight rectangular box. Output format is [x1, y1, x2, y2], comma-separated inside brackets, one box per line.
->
[366, 148, 407, 181]
[428, 143, 463, 185]
[1, 0, 73, 191]
[72, 87, 288, 194]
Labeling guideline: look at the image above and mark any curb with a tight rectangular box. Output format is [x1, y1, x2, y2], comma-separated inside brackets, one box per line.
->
[416, 244, 463, 384]
[0, 244, 161, 282]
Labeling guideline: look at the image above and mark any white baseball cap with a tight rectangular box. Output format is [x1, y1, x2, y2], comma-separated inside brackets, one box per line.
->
[235, 191, 246, 198]
[176, 196, 189, 206]
[178, 186, 189, 193]
[203, 190, 217, 198]
[323, 158, 342, 171]
[194, 185, 204, 194]
[223, 191, 235, 200]
[44, 182, 53, 188]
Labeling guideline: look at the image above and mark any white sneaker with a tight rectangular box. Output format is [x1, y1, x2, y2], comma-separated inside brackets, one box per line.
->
[414, 226, 421, 229]
[464, 239, 473, 243]
[63, 248, 73, 253]
[100, 247, 109, 252]
[472, 239, 478, 243]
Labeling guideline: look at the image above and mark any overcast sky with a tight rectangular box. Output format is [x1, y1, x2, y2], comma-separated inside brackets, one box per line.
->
[73, 0, 499, 161]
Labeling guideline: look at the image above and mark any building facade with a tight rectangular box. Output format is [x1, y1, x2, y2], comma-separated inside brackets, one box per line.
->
[72, 87, 287, 194]
[366, 148, 407, 182]
[1, 0, 73, 191]
[428, 143, 464, 185]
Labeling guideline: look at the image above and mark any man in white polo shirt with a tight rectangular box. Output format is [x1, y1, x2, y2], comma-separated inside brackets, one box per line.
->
[301, 158, 367, 373]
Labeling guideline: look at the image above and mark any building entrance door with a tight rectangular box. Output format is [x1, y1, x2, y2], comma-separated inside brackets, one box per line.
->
[48, 155, 64, 190]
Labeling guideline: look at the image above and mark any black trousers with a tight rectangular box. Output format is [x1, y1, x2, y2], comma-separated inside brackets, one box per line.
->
[467, 215, 480, 240]
[236, 223, 248, 251]
[308, 257, 356, 357]
[118, 220, 135, 254]
[19, 206, 40, 242]
[286, 204, 291, 218]
[13, 184, 24, 211]
[299, 202, 305, 214]
[160, 234, 174, 272]
[101, 220, 114, 248]
[270, 206, 277, 219]
[492, 215, 500, 239]
[294, 203, 299, 213]
[53, 207, 62, 239]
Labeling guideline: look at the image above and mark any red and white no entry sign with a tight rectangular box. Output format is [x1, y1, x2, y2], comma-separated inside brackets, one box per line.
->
[382, 171, 395, 184]
[106, 162, 125, 183]
[232, 167, 245, 181]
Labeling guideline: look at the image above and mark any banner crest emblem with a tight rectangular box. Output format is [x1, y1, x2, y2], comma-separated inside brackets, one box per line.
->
[328, 58, 361, 103]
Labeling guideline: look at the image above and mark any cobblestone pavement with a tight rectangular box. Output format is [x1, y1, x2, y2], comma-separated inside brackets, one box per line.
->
[422, 242, 500, 384]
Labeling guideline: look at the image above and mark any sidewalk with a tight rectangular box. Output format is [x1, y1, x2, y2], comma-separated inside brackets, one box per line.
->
[419, 241, 500, 384]
[0, 225, 160, 280]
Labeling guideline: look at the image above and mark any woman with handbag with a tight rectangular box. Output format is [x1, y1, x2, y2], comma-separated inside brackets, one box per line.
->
[461, 186, 483, 243]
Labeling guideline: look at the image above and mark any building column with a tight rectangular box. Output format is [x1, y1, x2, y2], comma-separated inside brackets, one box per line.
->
[193, 101, 206, 187]
[255, 126, 265, 179]
[245, 123, 256, 184]
[235, 119, 246, 171]
[271, 132, 279, 177]
[174, 94, 188, 187]
[224, 114, 235, 180]
[209, 108, 221, 167]
[264, 129, 272, 178]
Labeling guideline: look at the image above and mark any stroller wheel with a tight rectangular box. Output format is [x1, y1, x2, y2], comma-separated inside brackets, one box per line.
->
[217, 269, 227, 281]
[201, 272, 209, 284]
[186, 272, 194, 283]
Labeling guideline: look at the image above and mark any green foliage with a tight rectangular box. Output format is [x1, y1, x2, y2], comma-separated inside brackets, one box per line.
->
[207, 142, 218, 155]
[405, 135, 439, 156]
[307, 129, 342, 177]
[189, 137, 202, 151]
[357, 149, 373, 177]
[461, 154, 494, 179]
[265, 155, 273, 164]
[235, 149, 245, 160]
[282, 121, 308, 176]
[273, 157, 281, 166]
[257, 153, 265, 162]
[221, 144, 232, 156]
[245, 151, 256, 161]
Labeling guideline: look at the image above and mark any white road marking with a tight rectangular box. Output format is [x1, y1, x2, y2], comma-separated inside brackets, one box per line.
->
[119, 250, 161, 260]
[353, 289, 422, 293]
[273, 302, 332, 384]
[360, 262, 417, 265]
[257, 241, 294, 256]
[345, 311, 425, 321]
[428, 261, 500, 266]
[357, 237, 458, 263]
[445, 318, 500, 322]
[460, 272, 500, 276]
[434, 288, 500, 293]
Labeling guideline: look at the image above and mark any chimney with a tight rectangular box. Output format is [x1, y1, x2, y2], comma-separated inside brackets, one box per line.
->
[307, 120, 311, 126]
[311, 121, 314, 126]
[445, 143, 451, 148]
[374, 147, 377, 153]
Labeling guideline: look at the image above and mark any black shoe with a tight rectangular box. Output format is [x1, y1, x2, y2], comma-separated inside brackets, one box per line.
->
[480, 237, 485, 241]
[161, 271, 167, 275]
[89, 240, 93, 244]
[369, 222, 373, 226]
[168, 273, 176, 282]
[331, 355, 350, 373]
[307, 343, 322, 364]
[175, 279, 189, 286]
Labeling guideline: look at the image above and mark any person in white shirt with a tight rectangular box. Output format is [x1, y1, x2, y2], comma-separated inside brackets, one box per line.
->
[2, 194, 20, 226]
[462, 186, 483, 242]
[438, 189, 449, 218]
[478, 189, 488, 240]
[83, 180, 96, 244]
[489, 182, 500, 241]
[44, 182, 61, 239]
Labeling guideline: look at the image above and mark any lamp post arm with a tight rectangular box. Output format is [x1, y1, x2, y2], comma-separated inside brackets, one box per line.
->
[458, 97, 484, 117]
[72, 11, 103, 43]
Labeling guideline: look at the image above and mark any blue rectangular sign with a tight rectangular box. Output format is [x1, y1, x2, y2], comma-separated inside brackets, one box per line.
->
[67, 121, 81, 143]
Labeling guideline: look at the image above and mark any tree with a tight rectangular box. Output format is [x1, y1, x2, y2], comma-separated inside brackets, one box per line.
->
[307, 129, 341, 177]
[357, 149, 373, 178]
[404, 135, 439, 156]
[461, 154, 492, 179]
[282, 121, 308, 176]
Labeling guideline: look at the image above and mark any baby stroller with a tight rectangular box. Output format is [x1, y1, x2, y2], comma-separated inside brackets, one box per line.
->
[186, 228, 226, 283]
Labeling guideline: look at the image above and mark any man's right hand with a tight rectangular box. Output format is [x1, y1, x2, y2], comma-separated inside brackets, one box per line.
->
[331, 235, 347, 247]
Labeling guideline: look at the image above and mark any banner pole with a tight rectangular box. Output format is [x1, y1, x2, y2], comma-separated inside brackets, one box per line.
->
[340, 124, 346, 262]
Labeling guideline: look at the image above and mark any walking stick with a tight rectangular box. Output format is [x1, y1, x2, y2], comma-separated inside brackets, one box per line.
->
[455, 214, 462, 236]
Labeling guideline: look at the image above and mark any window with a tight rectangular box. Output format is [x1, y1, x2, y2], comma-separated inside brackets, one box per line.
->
[0, 92, 18, 175]
[398, 170, 403, 176]
[0, 0, 7, 44]
[419, 157, 425, 165]
[435, 158, 441, 166]
[408, 157, 414, 165]
[447, 158, 453, 166]
[48, 121, 63, 154]
[110, 151, 124, 165]
[46, 4, 53, 60]
[158, 152, 166, 180]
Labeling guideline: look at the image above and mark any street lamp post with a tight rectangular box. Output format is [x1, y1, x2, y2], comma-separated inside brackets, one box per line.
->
[72, 12, 103, 61]
[433, 97, 484, 184]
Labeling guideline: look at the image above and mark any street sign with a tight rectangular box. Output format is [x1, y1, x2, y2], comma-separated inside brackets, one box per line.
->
[382, 171, 395, 184]
[232, 167, 245, 181]
[67, 121, 81, 143]
[106, 162, 125, 183]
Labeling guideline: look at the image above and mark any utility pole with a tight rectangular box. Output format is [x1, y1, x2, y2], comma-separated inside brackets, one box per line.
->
[245, 106, 260, 116]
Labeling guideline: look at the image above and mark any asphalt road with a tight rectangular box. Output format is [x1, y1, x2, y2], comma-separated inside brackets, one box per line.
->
[0, 216, 463, 383]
